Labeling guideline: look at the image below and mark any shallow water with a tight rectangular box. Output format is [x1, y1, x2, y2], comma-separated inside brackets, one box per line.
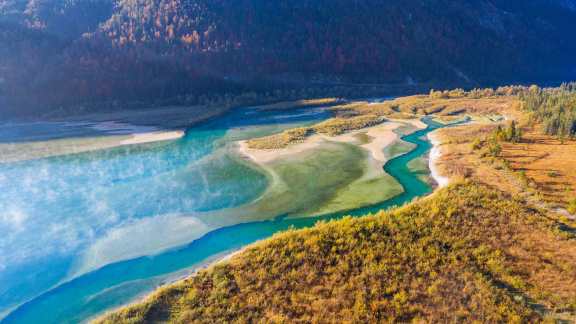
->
[1, 106, 440, 323]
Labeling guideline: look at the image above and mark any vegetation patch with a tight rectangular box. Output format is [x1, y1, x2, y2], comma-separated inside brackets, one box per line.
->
[246, 86, 525, 150]
[245, 127, 314, 150]
[246, 115, 385, 149]
[96, 182, 576, 323]
[521, 83, 576, 139]
[313, 115, 385, 136]
[311, 173, 403, 216]
[331, 87, 521, 120]
[352, 132, 373, 145]
[383, 140, 416, 160]
[407, 156, 430, 183]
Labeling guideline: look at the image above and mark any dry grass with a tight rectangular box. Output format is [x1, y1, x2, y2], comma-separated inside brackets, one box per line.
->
[499, 127, 576, 207]
[433, 124, 526, 196]
[431, 126, 576, 320]
[313, 114, 384, 136]
[245, 127, 314, 150]
[332, 95, 521, 120]
[246, 115, 385, 149]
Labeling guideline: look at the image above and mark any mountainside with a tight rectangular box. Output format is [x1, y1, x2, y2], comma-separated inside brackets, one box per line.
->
[1, 0, 576, 115]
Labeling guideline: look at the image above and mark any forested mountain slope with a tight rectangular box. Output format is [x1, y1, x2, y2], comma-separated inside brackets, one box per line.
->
[2, 0, 576, 115]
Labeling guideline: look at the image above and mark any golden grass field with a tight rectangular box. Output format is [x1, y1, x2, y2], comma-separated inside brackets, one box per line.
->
[501, 128, 576, 207]
[435, 123, 576, 212]
[333, 95, 520, 119]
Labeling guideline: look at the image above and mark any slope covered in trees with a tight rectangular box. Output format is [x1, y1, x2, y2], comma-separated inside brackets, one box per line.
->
[96, 182, 576, 323]
[521, 83, 576, 138]
[2, 0, 576, 115]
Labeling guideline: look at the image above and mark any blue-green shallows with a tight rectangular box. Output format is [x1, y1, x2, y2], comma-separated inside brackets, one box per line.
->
[1, 107, 442, 324]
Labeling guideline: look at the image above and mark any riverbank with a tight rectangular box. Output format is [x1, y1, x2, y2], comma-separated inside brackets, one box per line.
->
[5, 93, 526, 323]
[427, 131, 450, 188]
[238, 119, 426, 165]
[0, 127, 186, 164]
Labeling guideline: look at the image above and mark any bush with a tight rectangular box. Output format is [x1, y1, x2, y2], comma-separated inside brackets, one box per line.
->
[471, 138, 483, 151]
[568, 198, 576, 215]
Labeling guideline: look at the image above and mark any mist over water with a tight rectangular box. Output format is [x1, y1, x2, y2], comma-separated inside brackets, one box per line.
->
[0, 106, 331, 319]
[0, 105, 439, 324]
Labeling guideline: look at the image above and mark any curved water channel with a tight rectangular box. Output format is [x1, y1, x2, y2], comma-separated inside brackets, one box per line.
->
[1, 105, 442, 323]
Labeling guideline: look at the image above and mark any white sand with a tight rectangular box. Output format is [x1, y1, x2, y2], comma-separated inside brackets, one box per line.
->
[237, 135, 326, 164]
[120, 130, 185, 145]
[0, 128, 185, 164]
[427, 131, 450, 188]
[237, 120, 421, 165]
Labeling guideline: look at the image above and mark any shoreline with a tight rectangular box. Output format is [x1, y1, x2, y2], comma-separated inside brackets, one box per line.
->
[0, 126, 186, 164]
[427, 131, 450, 188]
[119, 130, 185, 146]
[237, 119, 426, 166]
[91, 246, 249, 323]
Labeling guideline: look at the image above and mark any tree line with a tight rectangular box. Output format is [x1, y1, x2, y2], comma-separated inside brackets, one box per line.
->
[520, 83, 576, 139]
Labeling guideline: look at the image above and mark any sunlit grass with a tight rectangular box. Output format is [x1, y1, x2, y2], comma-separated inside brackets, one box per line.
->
[96, 181, 576, 323]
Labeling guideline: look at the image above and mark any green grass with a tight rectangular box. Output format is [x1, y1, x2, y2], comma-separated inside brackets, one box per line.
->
[383, 140, 416, 160]
[96, 182, 576, 323]
[311, 171, 403, 216]
[352, 132, 373, 145]
[407, 156, 430, 184]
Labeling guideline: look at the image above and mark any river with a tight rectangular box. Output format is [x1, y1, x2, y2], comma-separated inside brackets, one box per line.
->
[0, 103, 441, 323]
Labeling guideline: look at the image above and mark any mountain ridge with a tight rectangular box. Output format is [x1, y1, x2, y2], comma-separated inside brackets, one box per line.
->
[1, 0, 575, 115]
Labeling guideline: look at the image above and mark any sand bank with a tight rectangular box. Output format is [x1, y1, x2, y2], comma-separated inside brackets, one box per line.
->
[427, 131, 450, 188]
[0, 126, 185, 163]
[120, 130, 185, 145]
[238, 120, 424, 166]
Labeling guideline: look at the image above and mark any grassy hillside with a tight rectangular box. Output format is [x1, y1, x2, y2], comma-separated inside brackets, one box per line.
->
[96, 182, 576, 323]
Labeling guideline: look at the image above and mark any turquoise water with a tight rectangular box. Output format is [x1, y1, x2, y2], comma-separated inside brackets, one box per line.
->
[1, 107, 441, 323]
